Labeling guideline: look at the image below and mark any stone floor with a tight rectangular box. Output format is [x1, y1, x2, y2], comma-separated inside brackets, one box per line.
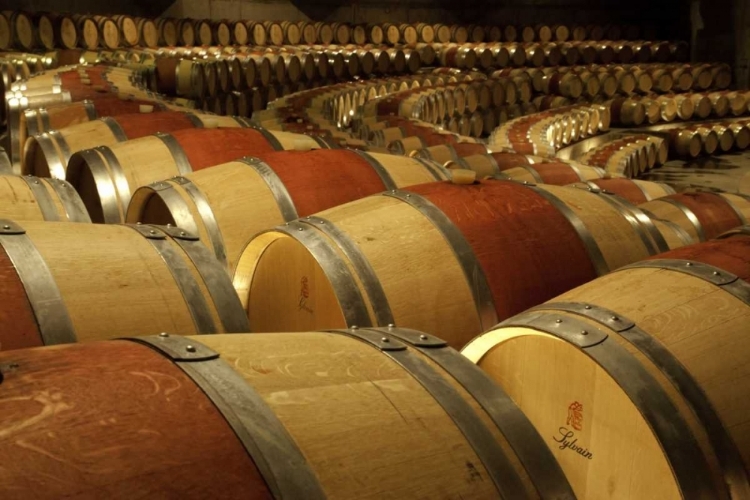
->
[642, 150, 750, 194]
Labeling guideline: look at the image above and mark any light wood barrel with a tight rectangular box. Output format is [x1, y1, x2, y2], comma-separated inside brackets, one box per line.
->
[639, 192, 750, 242]
[0, 175, 90, 222]
[571, 178, 676, 204]
[463, 236, 750, 500]
[24, 111, 249, 179]
[194, 19, 213, 46]
[92, 15, 119, 50]
[73, 14, 99, 49]
[0, 327, 576, 498]
[22, 98, 168, 139]
[127, 149, 447, 272]
[234, 180, 662, 348]
[212, 19, 231, 46]
[0, 11, 10, 49]
[6, 11, 35, 50]
[136, 17, 158, 47]
[156, 18, 178, 46]
[34, 12, 55, 49]
[154, 57, 205, 99]
[412, 142, 489, 165]
[67, 127, 330, 223]
[499, 161, 606, 185]
[112, 14, 138, 47]
[15, 97, 164, 169]
[0, 220, 248, 351]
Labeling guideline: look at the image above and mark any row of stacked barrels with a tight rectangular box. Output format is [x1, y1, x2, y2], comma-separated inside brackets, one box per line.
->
[1, 41, 750, 498]
[0, 10, 662, 51]
[244, 57, 741, 165]
[11, 57, 729, 174]
[61, 37, 691, 112]
[336, 63, 734, 141]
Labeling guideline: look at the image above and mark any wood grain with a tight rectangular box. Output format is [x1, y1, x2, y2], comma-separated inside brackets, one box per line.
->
[200, 332, 504, 499]
[589, 178, 650, 204]
[644, 193, 746, 241]
[406, 180, 598, 321]
[535, 184, 653, 271]
[256, 150, 386, 217]
[0, 244, 42, 350]
[0, 175, 65, 221]
[0, 340, 270, 499]
[175, 128, 280, 170]
[529, 163, 582, 185]
[645, 235, 750, 282]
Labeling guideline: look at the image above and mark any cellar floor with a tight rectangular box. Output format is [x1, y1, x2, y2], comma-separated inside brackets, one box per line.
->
[641, 150, 750, 194]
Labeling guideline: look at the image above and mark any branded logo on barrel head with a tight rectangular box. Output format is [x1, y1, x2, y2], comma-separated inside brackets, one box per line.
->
[551, 401, 593, 460]
[567, 401, 583, 431]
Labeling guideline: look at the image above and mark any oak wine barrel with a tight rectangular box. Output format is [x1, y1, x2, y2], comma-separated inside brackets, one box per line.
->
[0, 175, 90, 222]
[66, 127, 332, 223]
[156, 18, 178, 46]
[0, 328, 575, 498]
[639, 192, 750, 242]
[496, 161, 607, 185]
[13, 97, 168, 173]
[0, 220, 247, 351]
[21, 97, 168, 138]
[126, 149, 447, 271]
[571, 178, 676, 204]
[463, 236, 750, 499]
[234, 179, 666, 348]
[24, 111, 251, 179]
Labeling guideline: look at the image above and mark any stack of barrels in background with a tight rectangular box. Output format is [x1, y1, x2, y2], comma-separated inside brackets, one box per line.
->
[0, 8, 748, 500]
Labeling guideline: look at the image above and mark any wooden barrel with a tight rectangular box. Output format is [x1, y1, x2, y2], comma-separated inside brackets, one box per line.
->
[15, 97, 167, 168]
[415, 22, 435, 43]
[314, 21, 333, 44]
[234, 179, 663, 348]
[66, 127, 331, 223]
[263, 21, 283, 46]
[34, 12, 55, 50]
[245, 21, 265, 45]
[46, 12, 78, 49]
[177, 18, 195, 46]
[73, 14, 99, 49]
[572, 178, 676, 204]
[639, 192, 750, 242]
[497, 161, 607, 185]
[450, 24, 469, 43]
[433, 23, 451, 43]
[462, 236, 750, 500]
[0, 220, 248, 351]
[112, 14, 138, 47]
[136, 17, 158, 47]
[0, 327, 575, 498]
[194, 19, 212, 46]
[6, 11, 35, 50]
[231, 20, 248, 45]
[92, 15, 120, 49]
[154, 57, 205, 98]
[0, 174, 90, 222]
[24, 111, 249, 179]
[156, 18, 178, 46]
[126, 149, 448, 271]
[0, 11, 10, 49]
[212, 19, 232, 46]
